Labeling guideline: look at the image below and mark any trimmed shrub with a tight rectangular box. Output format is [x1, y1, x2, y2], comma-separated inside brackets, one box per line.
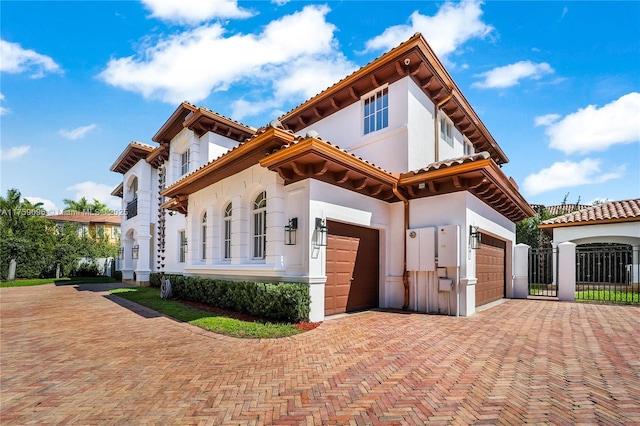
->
[148, 273, 310, 323]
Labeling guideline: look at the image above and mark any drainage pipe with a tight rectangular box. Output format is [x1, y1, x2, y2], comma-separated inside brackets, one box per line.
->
[392, 181, 410, 310]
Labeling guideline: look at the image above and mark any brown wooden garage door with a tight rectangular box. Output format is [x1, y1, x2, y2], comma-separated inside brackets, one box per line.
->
[475, 234, 506, 307]
[325, 220, 379, 316]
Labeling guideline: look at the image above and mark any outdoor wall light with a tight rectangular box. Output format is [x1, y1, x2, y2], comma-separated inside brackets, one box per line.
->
[469, 226, 482, 250]
[118, 247, 124, 259]
[132, 244, 140, 259]
[285, 218, 298, 246]
[314, 218, 328, 247]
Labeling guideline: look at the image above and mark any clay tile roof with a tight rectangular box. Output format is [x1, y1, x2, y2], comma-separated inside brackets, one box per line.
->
[46, 213, 121, 225]
[406, 151, 491, 175]
[540, 199, 640, 227]
[530, 203, 591, 216]
[272, 133, 395, 176]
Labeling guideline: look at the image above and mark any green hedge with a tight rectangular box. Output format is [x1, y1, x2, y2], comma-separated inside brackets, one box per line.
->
[150, 273, 310, 323]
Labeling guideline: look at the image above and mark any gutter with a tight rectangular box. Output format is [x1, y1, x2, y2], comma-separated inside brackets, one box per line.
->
[392, 180, 410, 310]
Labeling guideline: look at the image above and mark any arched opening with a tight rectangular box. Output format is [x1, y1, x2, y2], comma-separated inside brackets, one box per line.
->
[126, 176, 138, 219]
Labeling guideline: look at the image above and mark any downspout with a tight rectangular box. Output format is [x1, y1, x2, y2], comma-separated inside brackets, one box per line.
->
[392, 180, 410, 310]
[434, 87, 454, 163]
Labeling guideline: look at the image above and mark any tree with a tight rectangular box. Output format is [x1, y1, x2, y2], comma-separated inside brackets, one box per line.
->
[63, 197, 91, 212]
[516, 194, 583, 249]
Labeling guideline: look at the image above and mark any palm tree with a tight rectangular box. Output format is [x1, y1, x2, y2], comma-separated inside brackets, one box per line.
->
[0, 188, 23, 231]
[63, 197, 91, 213]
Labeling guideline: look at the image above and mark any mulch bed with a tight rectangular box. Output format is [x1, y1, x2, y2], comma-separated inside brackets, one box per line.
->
[177, 299, 322, 331]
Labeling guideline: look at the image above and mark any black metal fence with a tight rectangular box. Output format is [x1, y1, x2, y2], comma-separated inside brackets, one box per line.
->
[528, 247, 557, 297]
[575, 244, 639, 304]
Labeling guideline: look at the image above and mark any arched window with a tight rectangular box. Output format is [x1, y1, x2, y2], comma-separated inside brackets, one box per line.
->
[253, 192, 266, 259]
[223, 203, 232, 260]
[201, 212, 207, 261]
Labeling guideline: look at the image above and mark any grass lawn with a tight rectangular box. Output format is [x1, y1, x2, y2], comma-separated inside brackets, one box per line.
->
[576, 289, 639, 304]
[0, 276, 117, 288]
[110, 287, 306, 339]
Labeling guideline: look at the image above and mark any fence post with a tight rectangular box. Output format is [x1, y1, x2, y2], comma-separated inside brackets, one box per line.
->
[557, 241, 576, 301]
[514, 243, 530, 298]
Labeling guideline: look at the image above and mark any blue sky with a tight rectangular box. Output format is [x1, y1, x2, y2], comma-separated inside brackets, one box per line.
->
[1, 0, 639, 213]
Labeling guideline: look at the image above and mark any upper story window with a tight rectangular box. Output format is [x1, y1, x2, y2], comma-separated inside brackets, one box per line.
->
[464, 139, 475, 156]
[440, 115, 453, 147]
[253, 192, 267, 260]
[223, 203, 232, 260]
[180, 149, 190, 176]
[201, 212, 207, 261]
[363, 87, 389, 135]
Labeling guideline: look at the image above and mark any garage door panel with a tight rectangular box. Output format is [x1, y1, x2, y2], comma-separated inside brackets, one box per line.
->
[476, 235, 506, 307]
[325, 221, 379, 316]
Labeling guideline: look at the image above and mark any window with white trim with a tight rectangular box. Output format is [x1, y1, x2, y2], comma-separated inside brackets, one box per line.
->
[252, 192, 267, 260]
[464, 139, 475, 156]
[223, 203, 232, 260]
[440, 115, 453, 147]
[179, 230, 187, 263]
[201, 212, 207, 261]
[363, 87, 388, 135]
[180, 149, 190, 176]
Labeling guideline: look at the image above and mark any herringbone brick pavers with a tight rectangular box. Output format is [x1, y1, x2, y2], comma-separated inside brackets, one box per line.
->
[1, 284, 639, 425]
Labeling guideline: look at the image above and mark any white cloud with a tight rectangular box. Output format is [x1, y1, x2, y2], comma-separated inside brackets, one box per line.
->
[0, 39, 62, 78]
[473, 61, 554, 89]
[534, 113, 561, 127]
[523, 158, 623, 196]
[140, 0, 253, 24]
[66, 181, 122, 211]
[0, 145, 30, 161]
[538, 92, 640, 154]
[0, 92, 8, 115]
[100, 5, 356, 116]
[23, 196, 59, 213]
[364, 0, 493, 59]
[272, 0, 290, 5]
[59, 124, 97, 140]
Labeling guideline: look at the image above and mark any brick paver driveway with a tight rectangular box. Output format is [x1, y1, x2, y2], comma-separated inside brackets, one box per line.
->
[1, 284, 639, 425]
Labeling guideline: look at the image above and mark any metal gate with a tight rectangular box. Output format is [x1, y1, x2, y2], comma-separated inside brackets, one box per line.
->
[528, 247, 557, 297]
[576, 244, 638, 304]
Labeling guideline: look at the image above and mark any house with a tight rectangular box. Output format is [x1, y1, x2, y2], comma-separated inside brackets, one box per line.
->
[539, 199, 640, 284]
[111, 33, 534, 321]
[46, 213, 121, 243]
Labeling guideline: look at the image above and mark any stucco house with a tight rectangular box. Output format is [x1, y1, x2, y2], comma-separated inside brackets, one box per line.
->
[46, 213, 121, 244]
[111, 33, 534, 322]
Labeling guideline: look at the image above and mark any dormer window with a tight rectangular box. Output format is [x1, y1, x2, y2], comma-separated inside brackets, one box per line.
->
[363, 87, 388, 135]
[180, 149, 190, 176]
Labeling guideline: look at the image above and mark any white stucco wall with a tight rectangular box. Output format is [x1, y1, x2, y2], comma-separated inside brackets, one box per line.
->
[551, 221, 640, 246]
[405, 191, 515, 317]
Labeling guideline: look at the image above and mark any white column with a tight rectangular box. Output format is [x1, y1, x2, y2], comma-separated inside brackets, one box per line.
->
[135, 234, 152, 284]
[265, 181, 285, 270]
[557, 241, 576, 301]
[513, 243, 530, 298]
[122, 234, 134, 281]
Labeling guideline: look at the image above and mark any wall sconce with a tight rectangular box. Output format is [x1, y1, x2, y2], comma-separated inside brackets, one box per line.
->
[132, 244, 140, 259]
[469, 226, 482, 250]
[314, 218, 328, 247]
[285, 218, 297, 245]
[118, 247, 124, 259]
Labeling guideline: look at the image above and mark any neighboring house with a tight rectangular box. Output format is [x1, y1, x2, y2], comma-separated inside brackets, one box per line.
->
[539, 199, 640, 284]
[46, 213, 121, 243]
[111, 33, 534, 321]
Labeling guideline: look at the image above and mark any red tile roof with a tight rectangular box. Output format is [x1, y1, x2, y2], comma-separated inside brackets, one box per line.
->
[530, 203, 591, 217]
[46, 213, 121, 225]
[539, 199, 640, 228]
